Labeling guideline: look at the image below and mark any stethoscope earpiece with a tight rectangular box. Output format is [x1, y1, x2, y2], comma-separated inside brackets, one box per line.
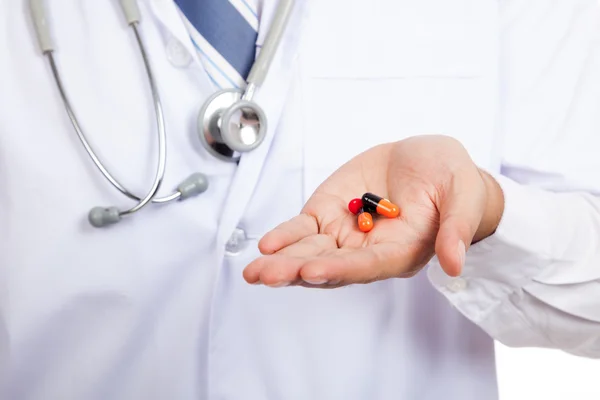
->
[177, 172, 210, 200]
[87, 172, 210, 228]
[89, 207, 121, 228]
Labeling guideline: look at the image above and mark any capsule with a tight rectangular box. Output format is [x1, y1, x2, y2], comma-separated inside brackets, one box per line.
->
[361, 193, 400, 218]
[357, 209, 374, 232]
[348, 198, 363, 215]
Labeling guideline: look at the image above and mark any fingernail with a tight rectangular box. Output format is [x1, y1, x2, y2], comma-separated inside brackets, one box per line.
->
[304, 278, 328, 285]
[457, 240, 466, 272]
[268, 281, 290, 288]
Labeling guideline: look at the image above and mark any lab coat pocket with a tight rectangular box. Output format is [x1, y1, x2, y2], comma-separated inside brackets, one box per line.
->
[302, 0, 491, 79]
[299, 0, 497, 200]
[300, 76, 494, 201]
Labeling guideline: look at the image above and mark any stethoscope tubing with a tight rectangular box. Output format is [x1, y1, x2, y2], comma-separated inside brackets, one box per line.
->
[27, 0, 294, 226]
[30, 1, 185, 212]
[46, 21, 174, 214]
[245, 0, 294, 89]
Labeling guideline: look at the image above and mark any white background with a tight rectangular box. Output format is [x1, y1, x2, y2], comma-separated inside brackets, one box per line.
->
[496, 343, 600, 399]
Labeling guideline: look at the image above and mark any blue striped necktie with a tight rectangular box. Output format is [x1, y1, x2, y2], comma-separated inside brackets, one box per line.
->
[174, 0, 259, 89]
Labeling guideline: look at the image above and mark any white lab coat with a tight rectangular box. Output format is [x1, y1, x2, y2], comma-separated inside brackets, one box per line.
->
[0, 0, 599, 399]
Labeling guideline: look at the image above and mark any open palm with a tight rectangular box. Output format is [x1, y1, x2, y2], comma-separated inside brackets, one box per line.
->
[243, 135, 491, 288]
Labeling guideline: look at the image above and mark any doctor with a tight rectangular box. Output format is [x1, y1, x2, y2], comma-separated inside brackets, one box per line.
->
[1, 0, 599, 399]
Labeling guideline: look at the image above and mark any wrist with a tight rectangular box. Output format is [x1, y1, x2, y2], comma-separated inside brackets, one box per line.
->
[473, 169, 505, 243]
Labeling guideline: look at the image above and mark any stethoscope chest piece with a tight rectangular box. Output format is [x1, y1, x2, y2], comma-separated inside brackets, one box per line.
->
[195, 0, 296, 163]
[197, 88, 267, 163]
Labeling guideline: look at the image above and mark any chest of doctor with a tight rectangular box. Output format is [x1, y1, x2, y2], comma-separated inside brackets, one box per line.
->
[0, 1, 500, 396]
[0, 0, 506, 398]
[0, 0, 499, 326]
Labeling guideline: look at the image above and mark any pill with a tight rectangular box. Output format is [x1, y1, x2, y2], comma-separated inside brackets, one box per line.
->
[348, 198, 363, 215]
[361, 192, 400, 218]
[357, 209, 374, 232]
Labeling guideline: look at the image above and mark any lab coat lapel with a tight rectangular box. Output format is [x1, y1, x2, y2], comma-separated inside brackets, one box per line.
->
[216, 1, 310, 246]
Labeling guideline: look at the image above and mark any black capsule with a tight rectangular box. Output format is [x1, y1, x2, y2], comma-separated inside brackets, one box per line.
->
[361, 193, 382, 213]
[361, 193, 400, 218]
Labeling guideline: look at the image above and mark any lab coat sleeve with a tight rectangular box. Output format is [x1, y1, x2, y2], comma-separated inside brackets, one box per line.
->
[428, 0, 600, 358]
[427, 176, 600, 358]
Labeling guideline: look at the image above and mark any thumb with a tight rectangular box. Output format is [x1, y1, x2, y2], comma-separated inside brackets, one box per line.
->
[434, 170, 486, 277]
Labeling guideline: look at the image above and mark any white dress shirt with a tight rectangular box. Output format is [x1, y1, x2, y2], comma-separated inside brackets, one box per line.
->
[0, 0, 598, 399]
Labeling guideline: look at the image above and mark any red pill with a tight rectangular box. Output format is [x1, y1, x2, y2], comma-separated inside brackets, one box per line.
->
[357, 210, 374, 233]
[348, 198, 363, 215]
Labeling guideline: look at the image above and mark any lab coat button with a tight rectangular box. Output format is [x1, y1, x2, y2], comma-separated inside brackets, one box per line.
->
[166, 38, 192, 67]
[225, 228, 247, 256]
[446, 278, 468, 293]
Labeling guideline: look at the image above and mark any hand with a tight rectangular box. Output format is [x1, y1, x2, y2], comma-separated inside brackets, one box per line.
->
[243, 135, 504, 288]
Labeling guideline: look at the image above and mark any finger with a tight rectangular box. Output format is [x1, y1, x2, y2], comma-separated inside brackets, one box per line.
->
[298, 243, 424, 286]
[258, 213, 319, 255]
[434, 170, 486, 277]
[243, 254, 306, 287]
[244, 234, 337, 286]
[295, 268, 420, 290]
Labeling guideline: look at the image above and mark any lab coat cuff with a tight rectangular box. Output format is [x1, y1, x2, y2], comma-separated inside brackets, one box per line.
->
[427, 173, 554, 323]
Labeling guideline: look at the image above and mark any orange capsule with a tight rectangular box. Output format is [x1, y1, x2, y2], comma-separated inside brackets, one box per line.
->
[362, 193, 400, 218]
[357, 210, 374, 233]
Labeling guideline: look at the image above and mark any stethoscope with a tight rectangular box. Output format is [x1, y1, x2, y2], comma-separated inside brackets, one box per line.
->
[28, 0, 294, 228]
